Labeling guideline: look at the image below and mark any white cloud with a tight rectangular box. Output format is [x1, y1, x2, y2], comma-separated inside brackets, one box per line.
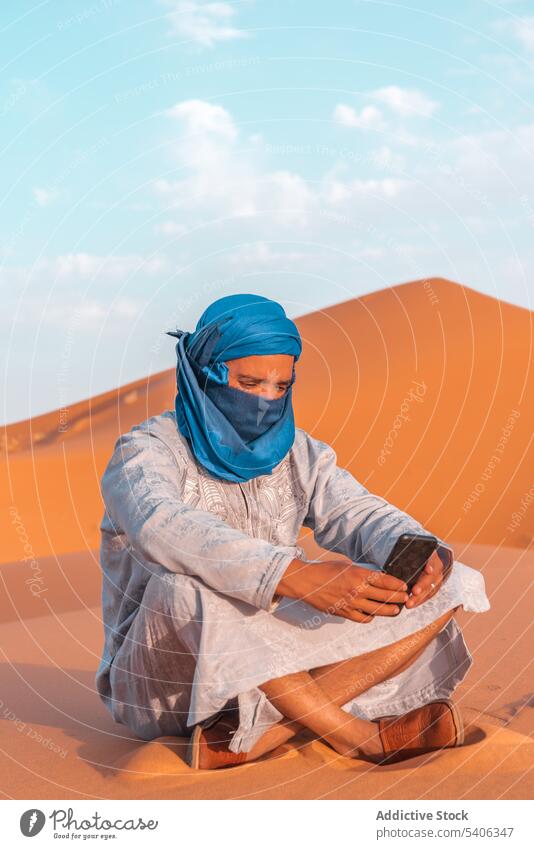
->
[371, 85, 439, 117]
[461, 215, 489, 236]
[114, 296, 145, 318]
[321, 177, 408, 205]
[148, 99, 533, 312]
[228, 242, 275, 265]
[155, 220, 189, 236]
[156, 99, 420, 228]
[497, 15, 534, 51]
[51, 253, 167, 280]
[482, 52, 532, 86]
[448, 123, 534, 184]
[393, 128, 427, 148]
[162, 0, 248, 47]
[164, 98, 238, 140]
[226, 242, 312, 266]
[33, 186, 59, 207]
[369, 145, 406, 172]
[357, 246, 384, 259]
[8, 295, 147, 327]
[0, 254, 167, 288]
[156, 98, 315, 224]
[333, 103, 385, 130]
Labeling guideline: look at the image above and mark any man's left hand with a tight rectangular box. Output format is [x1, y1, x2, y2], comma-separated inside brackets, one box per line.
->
[405, 544, 453, 609]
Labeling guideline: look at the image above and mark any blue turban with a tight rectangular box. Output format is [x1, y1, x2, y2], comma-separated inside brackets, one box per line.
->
[166, 293, 302, 482]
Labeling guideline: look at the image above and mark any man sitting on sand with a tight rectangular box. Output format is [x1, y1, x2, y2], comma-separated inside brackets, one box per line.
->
[95, 293, 490, 769]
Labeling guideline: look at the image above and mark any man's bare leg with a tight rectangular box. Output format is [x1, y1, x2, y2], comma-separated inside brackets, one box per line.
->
[244, 606, 459, 761]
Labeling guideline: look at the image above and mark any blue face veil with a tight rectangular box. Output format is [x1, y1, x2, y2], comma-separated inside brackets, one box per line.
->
[166, 293, 302, 483]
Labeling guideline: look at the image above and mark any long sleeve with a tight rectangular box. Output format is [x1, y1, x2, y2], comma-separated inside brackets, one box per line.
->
[302, 436, 447, 567]
[100, 429, 298, 612]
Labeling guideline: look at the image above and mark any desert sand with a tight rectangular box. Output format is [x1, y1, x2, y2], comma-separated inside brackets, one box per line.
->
[1, 277, 533, 799]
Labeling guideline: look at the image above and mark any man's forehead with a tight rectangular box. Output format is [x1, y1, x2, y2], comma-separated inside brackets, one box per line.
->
[227, 354, 295, 368]
[227, 354, 294, 373]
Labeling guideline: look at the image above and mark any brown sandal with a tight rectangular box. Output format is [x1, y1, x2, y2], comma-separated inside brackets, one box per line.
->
[363, 698, 464, 764]
[185, 710, 249, 770]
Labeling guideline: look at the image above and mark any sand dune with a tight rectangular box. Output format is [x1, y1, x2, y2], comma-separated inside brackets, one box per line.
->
[2, 278, 531, 565]
[1, 277, 532, 798]
[0, 542, 532, 799]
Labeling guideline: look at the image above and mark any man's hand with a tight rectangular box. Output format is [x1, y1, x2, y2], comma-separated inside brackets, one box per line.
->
[405, 544, 454, 609]
[275, 559, 409, 624]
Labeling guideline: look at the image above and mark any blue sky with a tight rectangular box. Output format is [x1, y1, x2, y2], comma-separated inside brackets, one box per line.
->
[2, 0, 533, 424]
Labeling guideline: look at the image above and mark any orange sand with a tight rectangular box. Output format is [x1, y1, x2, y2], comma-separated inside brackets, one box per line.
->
[1, 278, 532, 799]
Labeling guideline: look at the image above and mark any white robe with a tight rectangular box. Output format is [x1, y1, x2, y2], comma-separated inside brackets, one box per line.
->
[95, 410, 490, 753]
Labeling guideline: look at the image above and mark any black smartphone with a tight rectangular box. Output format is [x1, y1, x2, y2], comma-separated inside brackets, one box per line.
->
[383, 533, 439, 594]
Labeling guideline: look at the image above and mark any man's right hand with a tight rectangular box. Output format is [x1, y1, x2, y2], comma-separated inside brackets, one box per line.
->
[275, 558, 409, 623]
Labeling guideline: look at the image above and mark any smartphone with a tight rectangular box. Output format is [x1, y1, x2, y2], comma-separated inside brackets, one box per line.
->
[383, 533, 439, 595]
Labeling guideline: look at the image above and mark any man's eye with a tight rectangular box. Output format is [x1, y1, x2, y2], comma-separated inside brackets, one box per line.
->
[239, 381, 289, 392]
